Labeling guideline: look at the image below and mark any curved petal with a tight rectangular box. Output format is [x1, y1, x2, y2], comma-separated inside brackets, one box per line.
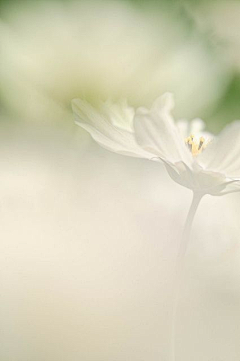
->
[177, 118, 206, 138]
[164, 160, 237, 196]
[133, 93, 192, 165]
[177, 118, 212, 150]
[217, 180, 240, 196]
[163, 161, 195, 190]
[199, 121, 240, 176]
[189, 118, 206, 135]
[72, 98, 153, 158]
[151, 92, 175, 114]
[176, 119, 189, 138]
[103, 99, 134, 131]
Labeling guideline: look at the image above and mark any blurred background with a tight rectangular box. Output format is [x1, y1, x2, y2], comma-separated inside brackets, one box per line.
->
[2, 0, 240, 130]
[0, 0, 240, 360]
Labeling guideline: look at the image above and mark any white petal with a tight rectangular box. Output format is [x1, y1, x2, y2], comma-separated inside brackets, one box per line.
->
[189, 118, 206, 135]
[176, 119, 189, 138]
[163, 161, 195, 190]
[164, 160, 237, 196]
[194, 170, 229, 194]
[151, 92, 175, 114]
[199, 121, 240, 176]
[177, 118, 210, 140]
[103, 99, 134, 131]
[72, 98, 153, 158]
[133, 94, 192, 164]
[218, 180, 240, 196]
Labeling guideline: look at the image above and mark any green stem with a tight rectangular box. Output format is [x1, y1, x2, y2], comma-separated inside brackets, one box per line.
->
[171, 192, 203, 361]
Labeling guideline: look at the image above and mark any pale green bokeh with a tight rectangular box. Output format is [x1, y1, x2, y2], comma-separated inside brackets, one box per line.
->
[0, 0, 240, 131]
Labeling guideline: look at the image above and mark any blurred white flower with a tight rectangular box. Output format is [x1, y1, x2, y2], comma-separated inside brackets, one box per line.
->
[73, 93, 240, 196]
[0, 0, 229, 123]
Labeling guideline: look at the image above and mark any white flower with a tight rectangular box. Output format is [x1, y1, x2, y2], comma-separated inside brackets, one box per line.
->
[72, 93, 240, 196]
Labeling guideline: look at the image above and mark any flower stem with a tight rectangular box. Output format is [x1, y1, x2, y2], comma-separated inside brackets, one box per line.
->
[170, 192, 203, 361]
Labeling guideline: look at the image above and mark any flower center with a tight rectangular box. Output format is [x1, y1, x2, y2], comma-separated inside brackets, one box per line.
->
[185, 135, 206, 156]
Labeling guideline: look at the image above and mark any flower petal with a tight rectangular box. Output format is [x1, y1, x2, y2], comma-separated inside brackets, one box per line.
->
[151, 92, 175, 114]
[163, 161, 195, 190]
[199, 121, 240, 177]
[72, 98, 153, 158]
[133, 94, 192, 164]
[103, 99, 135, 131]
[217, 180, 240, 196]
[164, 160, 237, 196]
[177, 118, 211, 140]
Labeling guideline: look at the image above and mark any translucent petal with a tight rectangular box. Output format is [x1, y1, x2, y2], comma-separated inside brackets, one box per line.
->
[72, 99, 153, 158]
[151, 92, 175, 114]
[199, 121, 240, 176]
[133, 95, 192, 164]
[176, 119, 189, 138]
[164, 161, 237, 196]
[163, 161, 194, 190]
[102, 99, 134, 131]
[177, 118, 210, 140]
[218, 180, 240, 196]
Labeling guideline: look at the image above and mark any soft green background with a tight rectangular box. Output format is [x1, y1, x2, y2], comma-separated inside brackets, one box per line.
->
[1, 0, 240, 133]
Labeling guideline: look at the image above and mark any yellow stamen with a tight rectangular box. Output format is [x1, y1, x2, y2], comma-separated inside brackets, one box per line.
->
[185, 135, 206, 156]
